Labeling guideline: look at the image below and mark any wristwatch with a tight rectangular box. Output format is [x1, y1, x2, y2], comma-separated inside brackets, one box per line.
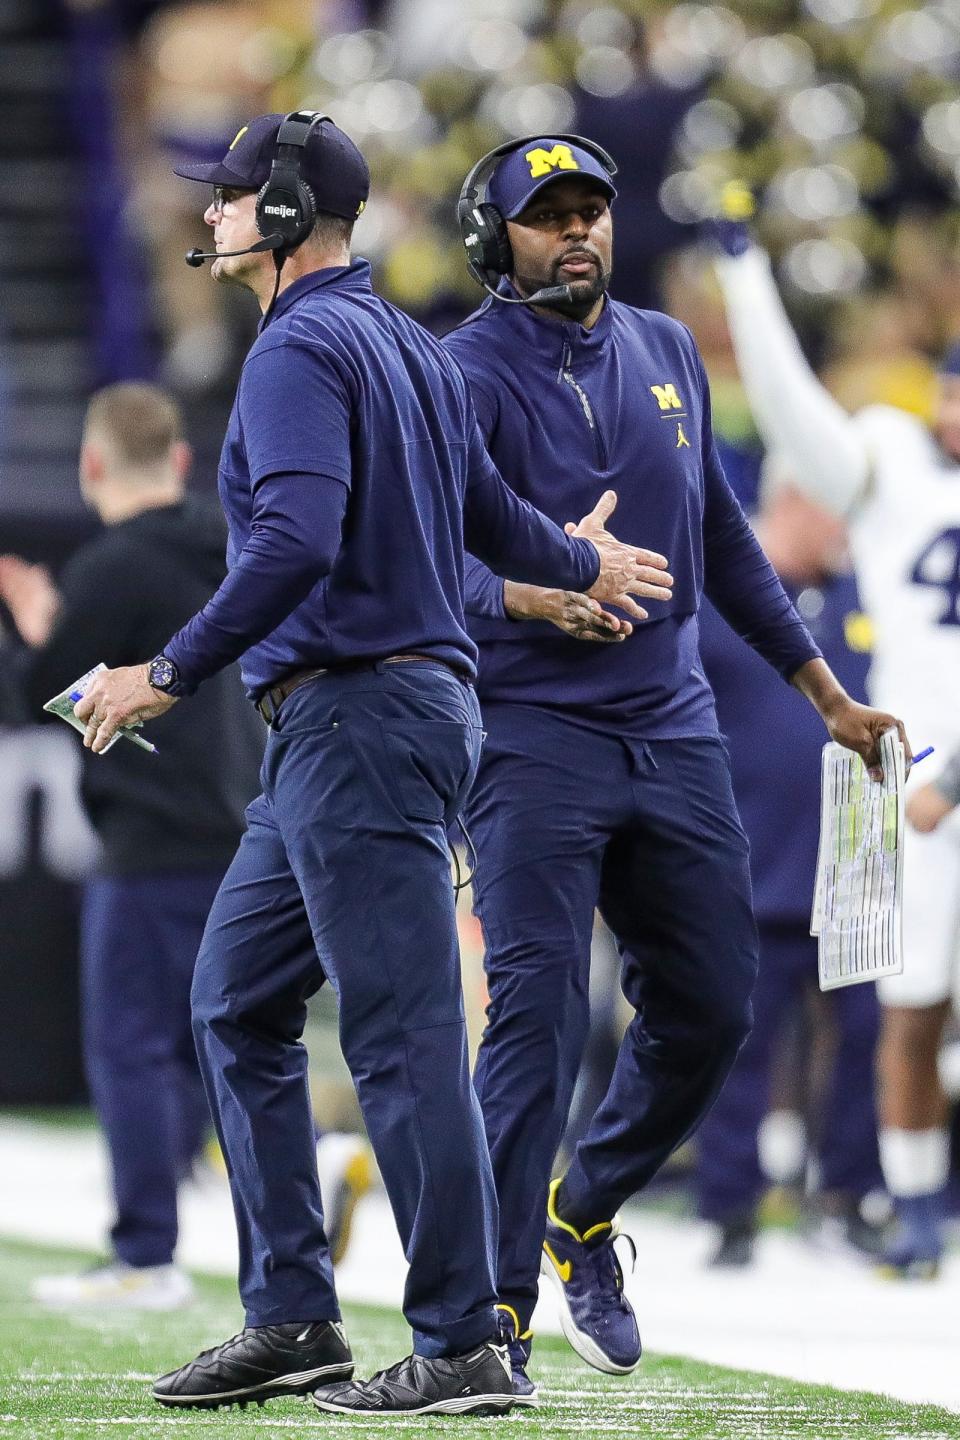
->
[147, 654, 180, 693]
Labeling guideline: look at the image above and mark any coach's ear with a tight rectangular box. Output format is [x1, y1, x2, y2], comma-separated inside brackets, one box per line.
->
[172, 439, 193, 486]
[79, 438, 107, 505]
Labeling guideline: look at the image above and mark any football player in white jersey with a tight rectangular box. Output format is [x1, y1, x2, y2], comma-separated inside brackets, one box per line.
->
[712, 218, 960, 1277]
[908, 749, 960, 836]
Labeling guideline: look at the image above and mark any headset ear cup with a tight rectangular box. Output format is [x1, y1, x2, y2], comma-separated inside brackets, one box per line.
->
[256, 176, 315, 250]
[460, 201, 513, 287]
[480, 203, 513, 276]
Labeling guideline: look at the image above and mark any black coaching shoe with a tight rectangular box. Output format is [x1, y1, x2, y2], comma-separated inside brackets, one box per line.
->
[152, 1320, 353, 1409]
[311, 1339, 517, 1416]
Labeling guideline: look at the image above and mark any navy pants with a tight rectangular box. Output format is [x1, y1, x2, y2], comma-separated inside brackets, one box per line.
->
[190, 662, 499, 1357]
[467, 707, 758, 1331]
[695, 923, 881, 1223]
[82, 869, 223, 1267]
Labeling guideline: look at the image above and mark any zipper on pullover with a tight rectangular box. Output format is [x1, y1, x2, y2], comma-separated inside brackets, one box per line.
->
[559, 340, 608, 468]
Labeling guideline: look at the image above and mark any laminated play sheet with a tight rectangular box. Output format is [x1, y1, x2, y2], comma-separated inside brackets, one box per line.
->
[811, 728, 905, 990]
[43, 663, 157, 755]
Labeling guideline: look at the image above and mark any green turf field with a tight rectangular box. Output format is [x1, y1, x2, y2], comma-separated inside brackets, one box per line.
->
[1, 1239, 958, 1440]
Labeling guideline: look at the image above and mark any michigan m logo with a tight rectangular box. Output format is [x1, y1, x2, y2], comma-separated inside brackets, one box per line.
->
[525, 144, 579, 178]
[650, 383, 683, 411]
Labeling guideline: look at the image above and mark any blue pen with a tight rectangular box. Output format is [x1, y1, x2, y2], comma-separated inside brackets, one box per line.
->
[911, 746, 935, 766]
[124, 733, 159, 755]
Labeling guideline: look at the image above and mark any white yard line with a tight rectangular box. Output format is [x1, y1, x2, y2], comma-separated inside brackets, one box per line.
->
[2, 1118, 958, 1414]
[0, 1422, 616, 1434]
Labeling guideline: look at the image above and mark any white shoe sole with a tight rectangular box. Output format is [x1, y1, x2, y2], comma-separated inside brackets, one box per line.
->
[153, 1362, 354, 1408]
[312, 1391, 518, 1416]
[539, 1251, 640, 1376]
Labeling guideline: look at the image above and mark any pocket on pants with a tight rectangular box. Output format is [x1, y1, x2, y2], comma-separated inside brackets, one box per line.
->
[378, 719, 481, 822]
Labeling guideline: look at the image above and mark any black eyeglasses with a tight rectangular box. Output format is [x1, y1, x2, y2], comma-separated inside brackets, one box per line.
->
[211, 185, 255, 211]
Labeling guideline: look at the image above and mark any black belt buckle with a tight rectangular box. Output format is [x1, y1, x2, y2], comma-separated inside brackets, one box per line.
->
[257, 689, 280, 726]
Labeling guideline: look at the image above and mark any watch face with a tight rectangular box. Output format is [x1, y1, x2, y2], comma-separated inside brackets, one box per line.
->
[150, 657, 176, 690]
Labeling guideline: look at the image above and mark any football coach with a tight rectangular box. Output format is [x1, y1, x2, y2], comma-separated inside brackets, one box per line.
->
[444, 132, 910, 1393]
[74, 111, 672, 1418]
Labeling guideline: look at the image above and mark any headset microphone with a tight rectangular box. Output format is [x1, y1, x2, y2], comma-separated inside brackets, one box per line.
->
[184, 234, 285, 267]
[482, 282, 574, 307]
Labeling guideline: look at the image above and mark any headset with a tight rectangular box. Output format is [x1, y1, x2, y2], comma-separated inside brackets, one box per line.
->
[255, 109, 330, 251]
[456, 133, 618, 303]
[185, 110, 330, 269]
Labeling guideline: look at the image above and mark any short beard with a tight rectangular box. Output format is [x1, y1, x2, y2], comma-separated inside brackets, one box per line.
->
[513, 264, 610, 322]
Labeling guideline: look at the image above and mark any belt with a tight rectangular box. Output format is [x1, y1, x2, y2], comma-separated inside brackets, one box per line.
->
[255, 654, 467, 725]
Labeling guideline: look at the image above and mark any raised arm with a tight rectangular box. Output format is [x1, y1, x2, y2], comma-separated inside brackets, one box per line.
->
[714, 242, 870, 516]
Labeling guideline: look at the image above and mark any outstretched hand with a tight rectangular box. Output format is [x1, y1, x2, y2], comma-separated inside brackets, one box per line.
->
[567, 490, 673, 621]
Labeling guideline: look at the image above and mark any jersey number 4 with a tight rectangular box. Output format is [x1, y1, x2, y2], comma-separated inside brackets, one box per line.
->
[910, 527, 960, 627]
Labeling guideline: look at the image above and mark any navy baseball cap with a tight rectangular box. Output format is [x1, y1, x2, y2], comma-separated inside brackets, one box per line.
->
[173, 113, 370, 221]
[488, 137, 617, 220]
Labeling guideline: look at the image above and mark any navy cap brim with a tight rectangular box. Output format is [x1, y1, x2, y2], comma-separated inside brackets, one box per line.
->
[504, 170, 617, 220]
[172, 113, 369, 219]
[172, 158, 260, 185]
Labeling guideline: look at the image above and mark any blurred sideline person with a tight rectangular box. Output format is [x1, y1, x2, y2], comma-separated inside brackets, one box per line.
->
[908, 748, 960, 836]
[695, 464, 882, 1266]
[443, 134, 909, 1394]
[714, 219, 960, 1277]
[0, 383, 263, 1309]
[74, 113, 661, 1417]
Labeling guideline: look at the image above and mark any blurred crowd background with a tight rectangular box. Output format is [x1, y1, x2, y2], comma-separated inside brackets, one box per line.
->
[3, 0, 960, 525]
[1, 0, 959, 1246]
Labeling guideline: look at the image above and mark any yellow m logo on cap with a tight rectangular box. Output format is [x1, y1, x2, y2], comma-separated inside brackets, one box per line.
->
[650, 383, 683, 411]
[525, 145, 579, 179]
[229, 126, 249, 151]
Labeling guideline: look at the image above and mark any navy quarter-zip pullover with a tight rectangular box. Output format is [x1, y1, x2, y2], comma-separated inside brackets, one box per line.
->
[164, 261, 598, 700]
[443, 293, 820, 736]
